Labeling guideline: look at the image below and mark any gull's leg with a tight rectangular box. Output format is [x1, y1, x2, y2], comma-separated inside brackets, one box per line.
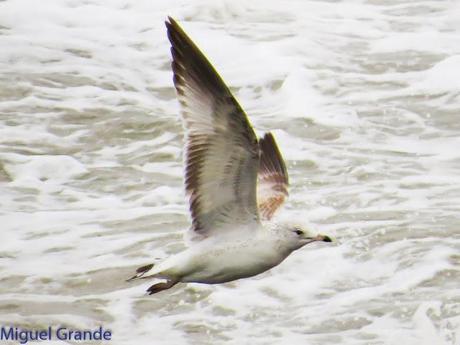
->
[146, 279, 178, 295]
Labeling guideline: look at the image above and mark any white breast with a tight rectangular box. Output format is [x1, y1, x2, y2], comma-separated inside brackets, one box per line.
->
[179, 232, 286, 284]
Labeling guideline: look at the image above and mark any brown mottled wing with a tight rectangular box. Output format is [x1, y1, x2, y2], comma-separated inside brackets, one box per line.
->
[165, 17, 260, 238]
[257, 132, 289, 220]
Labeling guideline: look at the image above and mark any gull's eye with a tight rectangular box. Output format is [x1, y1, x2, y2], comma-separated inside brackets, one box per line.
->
[294, 229, 303, 236]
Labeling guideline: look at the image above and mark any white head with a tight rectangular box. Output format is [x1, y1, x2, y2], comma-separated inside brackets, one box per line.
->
[270, 222, 332, 254]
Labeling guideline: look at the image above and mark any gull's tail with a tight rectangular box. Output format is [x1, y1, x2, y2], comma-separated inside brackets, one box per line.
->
[126, 263, 155, 282]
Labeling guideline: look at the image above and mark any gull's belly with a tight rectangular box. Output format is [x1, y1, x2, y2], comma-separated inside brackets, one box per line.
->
[178, 240, 283, 284]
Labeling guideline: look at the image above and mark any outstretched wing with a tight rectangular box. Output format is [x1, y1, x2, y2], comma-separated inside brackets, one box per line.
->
[165, 17, 260, 238]
[257, 132, 289, 220]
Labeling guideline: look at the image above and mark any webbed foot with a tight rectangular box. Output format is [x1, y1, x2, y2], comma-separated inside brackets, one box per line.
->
[146, 280, 178, 295]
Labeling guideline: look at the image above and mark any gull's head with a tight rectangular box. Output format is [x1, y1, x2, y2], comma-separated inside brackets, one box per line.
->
[272, 223, 332, 252]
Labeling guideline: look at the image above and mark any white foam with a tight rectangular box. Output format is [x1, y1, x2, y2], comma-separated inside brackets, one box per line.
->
[3, 154, 87, 185]
[412, 55, 460, 94]
[1, 0, 458, 344]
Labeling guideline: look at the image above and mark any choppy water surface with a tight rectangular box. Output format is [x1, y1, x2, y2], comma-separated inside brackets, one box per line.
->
[1, 1, 459, 344]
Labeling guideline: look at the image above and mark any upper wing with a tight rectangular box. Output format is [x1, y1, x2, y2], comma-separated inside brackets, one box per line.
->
[257, 132, 289, 220]
[165, 17, 260, 238]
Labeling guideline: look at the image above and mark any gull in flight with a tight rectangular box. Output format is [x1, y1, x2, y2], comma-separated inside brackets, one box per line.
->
[128, 17, 332, 295]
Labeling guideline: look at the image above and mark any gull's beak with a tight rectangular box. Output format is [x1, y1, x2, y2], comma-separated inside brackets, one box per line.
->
[316, 234, 332, 242]
[304, 234, 333, 243]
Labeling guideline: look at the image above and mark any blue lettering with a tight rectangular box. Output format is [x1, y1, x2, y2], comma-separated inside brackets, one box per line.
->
[0, 327, 14, 340]
[2, 325, 113, 342]
[18, 329, 29, 344]
[103, 329, 112, 340]
[72, 330, 82, 340]
[93, 326, 103, 340]
[38, 327, 51, 340]
[56, 327, 68, 340]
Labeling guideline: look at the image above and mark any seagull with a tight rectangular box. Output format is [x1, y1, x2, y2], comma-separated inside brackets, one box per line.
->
[128, 17, 332, 295]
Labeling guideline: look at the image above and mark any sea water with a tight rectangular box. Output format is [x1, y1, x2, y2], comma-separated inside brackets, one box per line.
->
[0, 1, 459, 344]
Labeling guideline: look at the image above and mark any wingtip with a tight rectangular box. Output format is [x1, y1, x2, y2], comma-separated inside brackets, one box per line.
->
[259, 131, 288, 183]
[165, 16, 174, 33]
[259, 132, 274, 152]
[165, 16, 180, 31]
[165, 16, 186, 52]
[263, 132, 275, 141]
[165, 16, 174, 24]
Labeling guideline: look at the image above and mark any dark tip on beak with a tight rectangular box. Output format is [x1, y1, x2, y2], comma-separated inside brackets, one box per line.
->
[314, 234, 332, 243]
[322, 235, 332, 243]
